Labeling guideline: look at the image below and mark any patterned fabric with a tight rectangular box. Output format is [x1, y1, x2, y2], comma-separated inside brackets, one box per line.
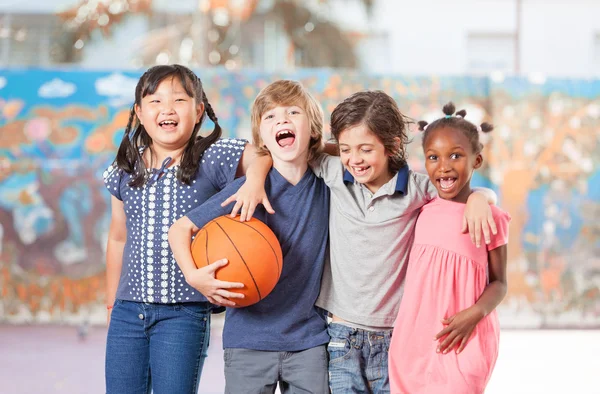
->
[103, 138, 247, 303]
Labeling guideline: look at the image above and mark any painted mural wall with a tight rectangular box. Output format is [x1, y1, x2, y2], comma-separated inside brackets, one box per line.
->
[0, 69, 598, 327]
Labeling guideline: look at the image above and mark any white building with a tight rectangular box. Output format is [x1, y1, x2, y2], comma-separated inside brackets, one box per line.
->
[1, 0, 599, 78]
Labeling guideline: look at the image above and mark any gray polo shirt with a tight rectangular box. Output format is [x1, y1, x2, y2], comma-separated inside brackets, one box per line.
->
[312, 154, 435, 330]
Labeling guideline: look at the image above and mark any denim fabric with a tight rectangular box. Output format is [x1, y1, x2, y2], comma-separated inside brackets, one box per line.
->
[105, 300, 211, 394]
[327, 323, 392, 394]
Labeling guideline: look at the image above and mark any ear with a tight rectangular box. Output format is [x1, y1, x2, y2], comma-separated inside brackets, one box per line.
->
[134, 104, 142, 125]
[196, 101, 205, 124]
[473, 153, 483, 169]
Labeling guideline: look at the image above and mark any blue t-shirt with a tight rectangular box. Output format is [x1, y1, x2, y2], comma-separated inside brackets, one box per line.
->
[186, 168, 330, 351]
[103, 138, 247, 304]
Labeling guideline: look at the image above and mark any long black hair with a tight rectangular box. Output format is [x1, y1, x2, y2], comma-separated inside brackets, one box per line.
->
[115, 64, 222, 187]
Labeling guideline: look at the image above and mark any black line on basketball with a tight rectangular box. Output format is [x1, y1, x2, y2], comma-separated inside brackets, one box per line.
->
[203, 228, 210, 267]
[214, 221, 262, 301]
[223, 216, 281, 276]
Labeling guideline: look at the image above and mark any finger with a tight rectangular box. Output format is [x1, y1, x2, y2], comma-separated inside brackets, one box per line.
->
[468, 219, 476, 244]
[476, 219, 483, 247]
[221, 194, 237, 207]
[245, 205, 256, 221]
[263, 198, 276, 214]
[212, 294, 236, 307]
[444, 335, 463, 354]
[240, 203, 248, 222]
[434, 326, 451, 340]
[215, 289, 245, 299]
[488, 214, 498, 235]
[206, 258, 228, 273]
[229, 200, 243, 218]
[441, 316, 453, 324]
[482, 219, 491, 245]
[457, 336, 469, 354]
[214, 279, 245, 289]
[437, 331, 457, 353]
[461, 215, 468, 233]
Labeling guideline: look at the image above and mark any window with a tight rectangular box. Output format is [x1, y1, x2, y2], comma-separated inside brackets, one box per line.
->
[467, 32, 516, 74]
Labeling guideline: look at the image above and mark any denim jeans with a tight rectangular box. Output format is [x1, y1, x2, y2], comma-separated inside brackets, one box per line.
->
[105, 299, 211, 394]
[327, 323, 392, 394]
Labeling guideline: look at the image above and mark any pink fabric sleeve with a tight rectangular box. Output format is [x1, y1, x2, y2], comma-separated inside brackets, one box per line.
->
[487, 206, 511, 251]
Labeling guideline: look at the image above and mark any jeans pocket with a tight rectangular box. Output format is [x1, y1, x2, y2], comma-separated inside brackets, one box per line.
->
[327, 337, 352, 364]
[179, 302, 211, 319]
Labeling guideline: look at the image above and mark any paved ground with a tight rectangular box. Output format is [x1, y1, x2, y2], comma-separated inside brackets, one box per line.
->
[1, 318, 599, 393]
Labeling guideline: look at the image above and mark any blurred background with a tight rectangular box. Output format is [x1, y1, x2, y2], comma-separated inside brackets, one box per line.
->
[0, 0, 598, 393]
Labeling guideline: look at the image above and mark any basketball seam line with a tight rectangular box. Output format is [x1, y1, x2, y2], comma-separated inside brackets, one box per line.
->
[214, 221, 262, 301]
[223, 216, 281, 276]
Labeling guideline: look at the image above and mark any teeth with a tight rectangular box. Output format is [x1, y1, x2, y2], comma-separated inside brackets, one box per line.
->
[160, 120, 177, 125]
[276, 130, 294, 138]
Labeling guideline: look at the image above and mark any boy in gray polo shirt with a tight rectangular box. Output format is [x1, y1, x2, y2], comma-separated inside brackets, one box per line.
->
[311, 91, 497, 393]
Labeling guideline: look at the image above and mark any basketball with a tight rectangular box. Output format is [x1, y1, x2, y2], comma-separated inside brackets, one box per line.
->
[190, 215, 283, 307]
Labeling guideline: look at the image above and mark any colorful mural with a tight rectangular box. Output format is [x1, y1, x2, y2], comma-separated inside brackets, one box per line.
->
[0, 69, 598, 327]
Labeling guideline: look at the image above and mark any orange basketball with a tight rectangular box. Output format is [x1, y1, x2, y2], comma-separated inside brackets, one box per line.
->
[190, 215, 283, 307]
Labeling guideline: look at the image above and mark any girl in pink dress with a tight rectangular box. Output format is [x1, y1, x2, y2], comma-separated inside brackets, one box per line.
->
[389, 103, 510, 394]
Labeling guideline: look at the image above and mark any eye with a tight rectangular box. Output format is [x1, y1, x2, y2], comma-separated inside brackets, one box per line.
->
[289, 109, 301, 115]
[361, 149, 372, 154]
[450, 153, 461, 159]
[340, 149, 350, 154]
[427, 155, 437, 160]
[176, 98, 187, 102]
[263, 114, 274, 120]
[149, 99, 159, 103]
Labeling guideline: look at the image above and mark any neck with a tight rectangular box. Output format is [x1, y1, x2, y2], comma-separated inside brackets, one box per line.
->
[146, 143, 186, 168]
[365, 168, 395, 194]
[272, 158, 308, 185]
[449, 184, 472, 204]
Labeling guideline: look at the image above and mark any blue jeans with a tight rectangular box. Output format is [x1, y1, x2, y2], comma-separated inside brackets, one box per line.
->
[105, 300, 211, 394]
[327, 323, 392, 394]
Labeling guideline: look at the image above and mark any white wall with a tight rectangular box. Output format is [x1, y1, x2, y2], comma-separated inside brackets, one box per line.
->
[360, 0, 600, 77]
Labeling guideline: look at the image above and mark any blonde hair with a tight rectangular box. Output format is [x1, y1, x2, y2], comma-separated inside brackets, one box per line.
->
[251, 80, 324, 162]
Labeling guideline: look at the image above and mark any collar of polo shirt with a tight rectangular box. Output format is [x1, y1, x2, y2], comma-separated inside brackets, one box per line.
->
[342, 165, 410, 195]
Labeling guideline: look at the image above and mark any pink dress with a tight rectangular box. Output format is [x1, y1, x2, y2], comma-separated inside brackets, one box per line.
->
[389, 198, 510, 394]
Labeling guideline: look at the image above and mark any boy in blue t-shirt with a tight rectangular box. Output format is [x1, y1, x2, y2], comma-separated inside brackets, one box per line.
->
[168, 80, 330, 393]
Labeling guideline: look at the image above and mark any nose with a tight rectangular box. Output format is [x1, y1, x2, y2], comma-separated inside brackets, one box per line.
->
[439, 157, 451, 172]
[349, 150, 363, 164]
[160, 101, 175, 114]
[275, 113, 289, 125]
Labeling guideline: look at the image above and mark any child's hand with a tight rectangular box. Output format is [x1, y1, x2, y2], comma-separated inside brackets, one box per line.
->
[462, 193, 497, 247]
[434, 306, 485, 354]
[185, 259, 245, 307]
[221, 181, 275, 222]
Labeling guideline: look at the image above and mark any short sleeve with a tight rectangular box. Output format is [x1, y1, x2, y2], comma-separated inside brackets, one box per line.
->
[309, 153, 343, 186]
[201, 138, 248, 191]
[186, 177, 246, 230]
[103, 163, 123, 200]
[410, 171, 436, 204]
[487, 206, 511, 251]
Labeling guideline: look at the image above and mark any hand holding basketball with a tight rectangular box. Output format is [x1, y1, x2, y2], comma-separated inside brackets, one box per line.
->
[184, 258, 245, 307]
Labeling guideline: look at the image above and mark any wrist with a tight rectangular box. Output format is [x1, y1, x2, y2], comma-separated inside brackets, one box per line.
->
[471, 304, 487, 319]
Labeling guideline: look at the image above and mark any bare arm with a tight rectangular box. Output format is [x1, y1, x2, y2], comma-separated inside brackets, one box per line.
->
[435, 245, 508, 354]
[228, 145, 274, 221]
[463, 188, 499, 247]
[106, 196, 126, 325]
[168, 216, 245, 306]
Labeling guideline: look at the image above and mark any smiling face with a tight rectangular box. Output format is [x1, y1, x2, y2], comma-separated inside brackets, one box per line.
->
[135, 76, 203, 151]
[258, 104, 313, 167]
[423, 126, 482, 203]
[338, 123, 394, 194]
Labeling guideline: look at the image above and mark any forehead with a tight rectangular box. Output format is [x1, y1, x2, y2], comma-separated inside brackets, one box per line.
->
[425, 126, 471, 149]
[338, 123, 380, 144]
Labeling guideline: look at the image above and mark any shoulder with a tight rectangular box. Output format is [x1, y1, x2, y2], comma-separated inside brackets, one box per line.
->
[490, 204, 511, 223]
